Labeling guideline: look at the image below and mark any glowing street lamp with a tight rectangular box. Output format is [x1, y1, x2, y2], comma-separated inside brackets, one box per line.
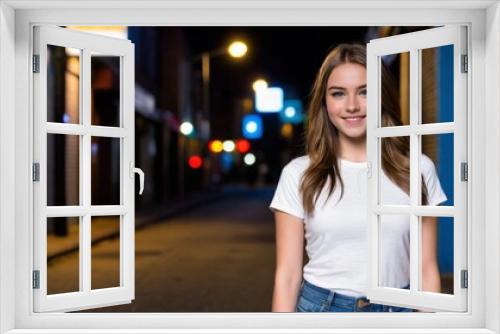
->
[228, 41, 248, 58]
[197, 40, 249, 139]
[252, 79, 268, 92]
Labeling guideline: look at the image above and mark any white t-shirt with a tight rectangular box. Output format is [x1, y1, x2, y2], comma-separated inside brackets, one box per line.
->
[269, 155, 447, 297]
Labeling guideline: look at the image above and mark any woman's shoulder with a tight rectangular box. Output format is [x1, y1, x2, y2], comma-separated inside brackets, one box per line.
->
[283, 155, 310, 174]
[420, 154, 437, 172]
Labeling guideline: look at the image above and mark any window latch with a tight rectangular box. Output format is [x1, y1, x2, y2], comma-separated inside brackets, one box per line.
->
[130, 162, 145, 195]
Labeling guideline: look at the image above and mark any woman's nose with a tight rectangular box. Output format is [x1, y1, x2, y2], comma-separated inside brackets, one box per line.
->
[346, 94, 360, 112]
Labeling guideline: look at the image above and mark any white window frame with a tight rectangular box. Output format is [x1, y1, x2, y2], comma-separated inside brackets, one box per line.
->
[0, 1, 499, 333]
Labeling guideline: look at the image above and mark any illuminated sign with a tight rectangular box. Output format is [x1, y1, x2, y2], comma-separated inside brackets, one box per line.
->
[255, 87, 283, 113]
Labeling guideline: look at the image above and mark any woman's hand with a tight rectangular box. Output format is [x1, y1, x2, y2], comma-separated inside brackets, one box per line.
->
[271, 210, 305, 312]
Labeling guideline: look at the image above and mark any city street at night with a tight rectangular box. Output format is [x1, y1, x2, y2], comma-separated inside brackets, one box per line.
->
[47, 187, 277, 313]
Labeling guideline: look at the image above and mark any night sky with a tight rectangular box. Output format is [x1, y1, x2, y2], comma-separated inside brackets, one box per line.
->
[184, 26, 369, 104]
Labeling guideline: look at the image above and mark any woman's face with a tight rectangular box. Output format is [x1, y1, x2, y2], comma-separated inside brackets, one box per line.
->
[325, 62, 367, 141]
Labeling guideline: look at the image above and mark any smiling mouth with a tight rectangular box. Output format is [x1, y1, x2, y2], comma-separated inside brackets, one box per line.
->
[342, 116, 366, 121]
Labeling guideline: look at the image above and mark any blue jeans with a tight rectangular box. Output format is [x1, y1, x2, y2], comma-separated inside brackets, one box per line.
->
[296, 280, 416, 312]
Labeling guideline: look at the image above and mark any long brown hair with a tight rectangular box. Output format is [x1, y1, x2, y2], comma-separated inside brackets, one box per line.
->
[300, 43, 427, 215]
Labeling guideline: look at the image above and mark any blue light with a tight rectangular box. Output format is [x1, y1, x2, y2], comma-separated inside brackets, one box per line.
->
[255, 87, 283, 113]
[245, 121, 258, 134]
[284, 107, 296, 118]
[62, 113, 70, 123]
[221, 152, 233, 172]
[279, 99, 303, 124]
[242, 114, 263, 139]
[91, 143, 99, 156]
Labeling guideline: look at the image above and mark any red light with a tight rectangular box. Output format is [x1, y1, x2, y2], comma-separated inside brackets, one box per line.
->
[236, 139, 251, 153]
[188, 156, 203, 169]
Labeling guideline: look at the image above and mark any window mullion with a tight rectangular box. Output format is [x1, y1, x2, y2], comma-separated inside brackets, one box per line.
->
[375, 123, 454, 137]
[375, 205, 454, 216]
[81, 48, 91, 293]
[409, 48, 420, 293]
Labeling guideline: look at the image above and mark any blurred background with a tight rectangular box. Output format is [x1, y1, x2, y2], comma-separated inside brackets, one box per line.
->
[44, 26, 456, 312]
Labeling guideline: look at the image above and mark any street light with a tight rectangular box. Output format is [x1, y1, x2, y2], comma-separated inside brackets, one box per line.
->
[199, 40, 248, 138]
[191, 40, 248, 190]
[227, 41, 248, 58]
[252, 79, 268, 92]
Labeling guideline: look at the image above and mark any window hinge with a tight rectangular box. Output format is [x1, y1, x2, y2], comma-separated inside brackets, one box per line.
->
[33, 163, 40, 182]
[461, 54, 468, 73]
[32, 55, 40, 73]
[33, 270, 40, 289]
[366, 162, 372, 178]
[461, 162, 468, 182]
[461, 269, 468, 289]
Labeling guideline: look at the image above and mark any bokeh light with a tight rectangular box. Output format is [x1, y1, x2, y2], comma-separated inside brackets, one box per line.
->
[209, 140, 223, 153]
[223, 140, 235, 152]
[252, 79, 268, 92]
[180, 121, 194, 136]
[188, 155, 202, 169]
[228, 41, 248, 58]
[236, 139, 251, 154]
[244, 153, 256, 166]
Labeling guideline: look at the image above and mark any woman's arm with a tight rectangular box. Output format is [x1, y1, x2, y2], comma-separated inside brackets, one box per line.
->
[272, 210, 305, 312]
[421, 216, 441, 293]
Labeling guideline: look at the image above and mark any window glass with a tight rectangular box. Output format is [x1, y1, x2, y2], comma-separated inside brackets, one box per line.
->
[47, 45, 80, 124]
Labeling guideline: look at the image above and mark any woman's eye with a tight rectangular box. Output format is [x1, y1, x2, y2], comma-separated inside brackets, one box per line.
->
[331, 91, 344, 97]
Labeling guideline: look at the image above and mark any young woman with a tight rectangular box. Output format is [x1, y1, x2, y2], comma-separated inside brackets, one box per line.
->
[270, 43, 446, 312]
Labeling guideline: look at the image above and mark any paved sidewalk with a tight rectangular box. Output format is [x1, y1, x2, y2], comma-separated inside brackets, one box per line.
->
[47, 189, 225, 261]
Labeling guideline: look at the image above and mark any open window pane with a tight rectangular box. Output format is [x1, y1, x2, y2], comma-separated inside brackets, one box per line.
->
[421, 45, 454, 124]
[91, 54, 121, 127]
[421, 133, 454, 206]
[91, 137, 121, 205]
[47, 45, 81, 124]
[91, 216, 121, 290]
[34, 25, 135, 313]
[367, 25, 467, 312]
[47, 217, 80, 295]
[379, 136, 410, 206]
[420, 216, 454, 295]
[380, 52, 409, 127]
[47, 134, 80, 206]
